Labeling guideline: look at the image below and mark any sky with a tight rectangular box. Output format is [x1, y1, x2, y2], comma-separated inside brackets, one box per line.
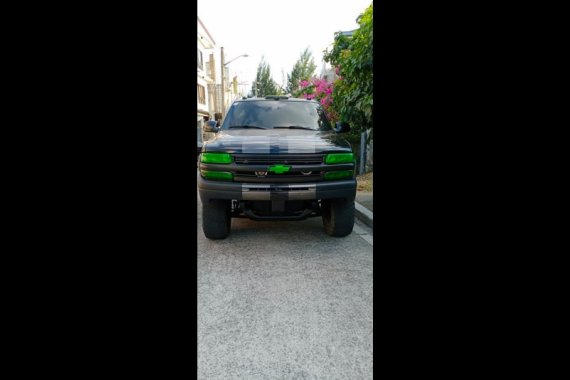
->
[198, 0, 372, 94]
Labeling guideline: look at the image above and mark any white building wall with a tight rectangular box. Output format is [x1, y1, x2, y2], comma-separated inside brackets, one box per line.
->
[197, 18, 241, 122]
[198, 17, 217, 149]
[198, 18, 215, 118]
[319, 63, 337, 83]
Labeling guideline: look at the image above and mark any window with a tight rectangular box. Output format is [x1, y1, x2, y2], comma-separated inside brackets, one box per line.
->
[222, 101, 333, 131]
[197, 85, 206, 105]
[197, 49, 203, 70]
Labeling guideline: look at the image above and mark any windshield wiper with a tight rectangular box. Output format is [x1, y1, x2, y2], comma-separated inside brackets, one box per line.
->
[273, 125, 315, 130]
[228, 125, 266, 129]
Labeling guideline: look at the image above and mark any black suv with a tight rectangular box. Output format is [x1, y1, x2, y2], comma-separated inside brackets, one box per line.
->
[198, 96, 357, 239]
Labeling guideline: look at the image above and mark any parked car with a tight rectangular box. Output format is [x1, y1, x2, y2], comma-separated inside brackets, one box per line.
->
[197, 96, 356, 239]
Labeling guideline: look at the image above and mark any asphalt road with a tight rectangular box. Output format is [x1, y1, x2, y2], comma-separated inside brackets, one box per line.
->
[197, 193, 373, 380]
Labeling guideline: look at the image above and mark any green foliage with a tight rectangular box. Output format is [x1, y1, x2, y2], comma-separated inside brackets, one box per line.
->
[286, 47, 317, 94]
[323, 3, 373, 143]
[252, 57, 278, 97]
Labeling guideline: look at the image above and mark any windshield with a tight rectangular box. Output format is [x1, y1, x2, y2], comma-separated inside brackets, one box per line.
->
[221, 100, 333, 131]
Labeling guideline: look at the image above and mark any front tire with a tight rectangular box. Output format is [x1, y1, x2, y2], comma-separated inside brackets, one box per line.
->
[202, 200, 231, 239]
[322, 198, 355, 237]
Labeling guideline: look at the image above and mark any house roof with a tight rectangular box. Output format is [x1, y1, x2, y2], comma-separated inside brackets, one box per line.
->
[339, 29, 356, 37]
[198, 17, 216, 46]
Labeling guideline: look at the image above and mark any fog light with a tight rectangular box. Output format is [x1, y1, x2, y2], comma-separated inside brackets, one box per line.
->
[201, 170, 233, 181]
[324, 170, 353, 180]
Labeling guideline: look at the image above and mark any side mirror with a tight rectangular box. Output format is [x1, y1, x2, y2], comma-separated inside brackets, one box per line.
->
[203, 120, 219, 133]
[335, 122, 350, 133]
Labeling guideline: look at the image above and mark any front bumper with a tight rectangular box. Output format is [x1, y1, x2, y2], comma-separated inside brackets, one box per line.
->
[197, 174, 356, 204]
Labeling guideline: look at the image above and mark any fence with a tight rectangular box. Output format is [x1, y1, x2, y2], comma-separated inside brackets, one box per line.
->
[358, 129, 373, 175]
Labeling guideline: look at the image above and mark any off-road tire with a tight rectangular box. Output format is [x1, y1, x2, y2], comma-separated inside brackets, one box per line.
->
[322, 198, 355, 237]
[202, 200, 231, 239]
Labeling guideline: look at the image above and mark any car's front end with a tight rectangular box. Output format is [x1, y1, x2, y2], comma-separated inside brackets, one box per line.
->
[198, 97, 357, 238]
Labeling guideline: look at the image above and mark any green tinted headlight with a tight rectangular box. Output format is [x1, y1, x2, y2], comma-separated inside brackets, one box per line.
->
[200, 170, 233, 181]
[324, 153, 354, 164]
[201, 152, 232, 164]
[324, 170, 353, 180]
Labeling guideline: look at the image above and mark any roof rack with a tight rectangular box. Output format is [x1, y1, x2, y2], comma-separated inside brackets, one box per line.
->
[265, 95, 290, 100]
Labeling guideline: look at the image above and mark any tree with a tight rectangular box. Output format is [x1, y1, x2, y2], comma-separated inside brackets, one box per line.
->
[286, 47, 317, 94]
[324, 3, 373, 142]
[252, 57, 277, 97]
[296, 77, 338, 122]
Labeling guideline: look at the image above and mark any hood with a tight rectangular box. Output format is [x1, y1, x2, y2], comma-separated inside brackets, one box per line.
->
[202, 129, 352, 154]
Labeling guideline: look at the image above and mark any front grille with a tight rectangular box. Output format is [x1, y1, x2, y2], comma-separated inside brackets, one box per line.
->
[232, 154, 324, 183]
[233, 154, 324, 165]
[225, 153, 352, 183]
[234, 172, 323, 183]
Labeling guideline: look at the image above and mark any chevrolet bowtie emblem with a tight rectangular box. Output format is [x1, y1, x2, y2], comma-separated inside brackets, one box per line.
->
[268, 164, 291, 174]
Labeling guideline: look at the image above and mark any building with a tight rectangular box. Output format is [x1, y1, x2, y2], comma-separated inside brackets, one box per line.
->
[197, 17, 244, 151]
[198, 17, 217, 151]
[319, 29, 356, 84]
[319, 63, 337, 83]
[219, 49, 243, 117]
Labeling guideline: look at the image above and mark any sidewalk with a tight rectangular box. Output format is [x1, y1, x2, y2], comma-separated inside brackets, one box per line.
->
[355, 191, 373, 229]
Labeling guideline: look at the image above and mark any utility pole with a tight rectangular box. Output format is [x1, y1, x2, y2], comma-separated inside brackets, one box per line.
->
[220, 47, 225, 118]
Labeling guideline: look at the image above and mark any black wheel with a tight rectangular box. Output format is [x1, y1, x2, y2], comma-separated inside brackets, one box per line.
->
[202, 200, 231, 239]
[321, 198, 355, 237]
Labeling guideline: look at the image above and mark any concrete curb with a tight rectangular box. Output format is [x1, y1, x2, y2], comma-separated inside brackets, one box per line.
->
[355, 201, 373, 229]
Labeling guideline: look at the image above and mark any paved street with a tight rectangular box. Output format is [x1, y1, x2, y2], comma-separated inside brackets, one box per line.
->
[198, 194, 373, 379]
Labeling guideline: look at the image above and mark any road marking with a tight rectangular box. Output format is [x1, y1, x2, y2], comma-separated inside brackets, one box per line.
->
[353, 223, 373, 246]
